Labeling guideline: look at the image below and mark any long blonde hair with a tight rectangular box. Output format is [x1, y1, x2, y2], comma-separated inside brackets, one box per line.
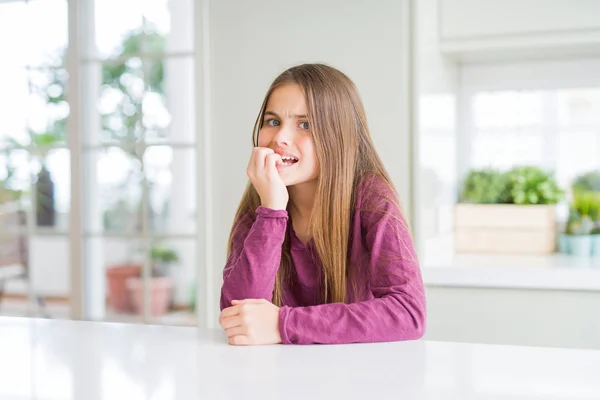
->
[228, 64, 400, 305]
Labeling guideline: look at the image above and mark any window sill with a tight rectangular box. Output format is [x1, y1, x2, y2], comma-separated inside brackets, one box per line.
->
[422, 253, 600, 291]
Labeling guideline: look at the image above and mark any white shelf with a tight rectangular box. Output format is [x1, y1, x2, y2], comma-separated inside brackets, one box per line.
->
[423, 253, 600, 291]
[421, 235, 600, 291]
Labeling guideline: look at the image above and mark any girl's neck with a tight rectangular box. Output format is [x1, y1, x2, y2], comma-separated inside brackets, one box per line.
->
[287, 179, 318, 221]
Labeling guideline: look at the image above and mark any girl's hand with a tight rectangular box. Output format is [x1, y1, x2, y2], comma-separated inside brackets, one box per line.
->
[246, 147, 289, 210]
[219, 299, 282, 346]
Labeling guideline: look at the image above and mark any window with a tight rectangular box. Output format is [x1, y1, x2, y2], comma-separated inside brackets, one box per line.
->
[417, 59, 600, 268]
[0, 0, 200, 325]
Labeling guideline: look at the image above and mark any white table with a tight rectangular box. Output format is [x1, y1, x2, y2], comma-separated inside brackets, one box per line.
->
[1, 317, 599, 400]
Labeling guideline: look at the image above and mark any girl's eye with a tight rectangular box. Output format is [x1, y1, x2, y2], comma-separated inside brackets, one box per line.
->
[299, 121, 310, 130]
[266, 119, 280, 127]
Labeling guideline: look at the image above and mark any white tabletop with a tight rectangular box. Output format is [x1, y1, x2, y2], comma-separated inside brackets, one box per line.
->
[1, 317, 600, 400]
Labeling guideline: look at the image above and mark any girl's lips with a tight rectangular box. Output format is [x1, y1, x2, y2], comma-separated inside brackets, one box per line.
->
[273, 149, 299, 160]
[276, 162, 296, 170]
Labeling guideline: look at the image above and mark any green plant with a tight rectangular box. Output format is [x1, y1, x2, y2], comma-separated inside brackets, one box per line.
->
[460, 168, 507, 204]
[572, 171, 600, 193]
[150, 244, 179, 277]
[566, 191, 600, 235]
[501, 166, 563, 205]
[572, 190, 600, 219]
[576, 190, 600, 234]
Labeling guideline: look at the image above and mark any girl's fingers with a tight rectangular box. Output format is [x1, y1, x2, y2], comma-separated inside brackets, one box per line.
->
[265, 153, 283, 177]
[229, 335, 250, 346]
[220, 315, 243, 330]
[225, 325, 247, 338]
[219, 305, 242, 319]
[253, 147, 274, 171]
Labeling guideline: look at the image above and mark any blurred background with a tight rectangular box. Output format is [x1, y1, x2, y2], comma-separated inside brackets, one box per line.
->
[0, 0, 599, 350]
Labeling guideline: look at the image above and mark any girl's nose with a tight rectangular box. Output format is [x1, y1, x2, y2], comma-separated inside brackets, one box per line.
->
[272, 124, 292, 146]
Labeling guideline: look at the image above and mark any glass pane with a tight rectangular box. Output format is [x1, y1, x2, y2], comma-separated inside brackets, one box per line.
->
[143, 0, 194, 54]
[0, 0, 67, 68]
[95, 0, 144, 59]
[92, 237, 144, 320]
[0, 69, 67, 149]
[85, 58, 145, 145]
[558, 88, 600, 126]
[470, 128, 544, 170]
[147, 239, 196, 325]
[0, 2, 28, 68]
[557, 131, 600, 189]
[29, 235, 70, 318]
[0, 233, 70, 319]
[0, 67, 29, 146]
[31, 149, 70, 232]
[144, 147, 196, 235]
[144, 57, 195, 144]
[0, 149, 31, 209]
[85, 147, 144, 234]
[94, 0, 193, 58]
[27, 68, 69, 147]
[472, 91, 543, 129]
[142, 59, 170, 141]
[25, 0, 68, 68]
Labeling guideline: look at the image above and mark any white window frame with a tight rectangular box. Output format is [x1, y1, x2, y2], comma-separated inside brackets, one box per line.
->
[66, 0, 214, 327]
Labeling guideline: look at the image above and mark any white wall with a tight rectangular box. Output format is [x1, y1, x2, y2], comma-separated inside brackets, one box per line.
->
[207, 0, 413, 322]
[416, 0, 600, 350]
[439, 0, 600, 39]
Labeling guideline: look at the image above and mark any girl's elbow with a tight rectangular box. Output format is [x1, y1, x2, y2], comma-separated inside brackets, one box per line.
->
[411, 314, 426, 340]
[394, 296, 427, 341]
[414, 300, 427, 339]
[411, 297, 427, 339]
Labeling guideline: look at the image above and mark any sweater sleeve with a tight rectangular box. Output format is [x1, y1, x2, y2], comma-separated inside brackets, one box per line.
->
[219, 206, 288, 310]
[278, 181, 426, 344]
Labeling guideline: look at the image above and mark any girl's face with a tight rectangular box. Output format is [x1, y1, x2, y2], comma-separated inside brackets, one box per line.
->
[258, 84, 319, 187]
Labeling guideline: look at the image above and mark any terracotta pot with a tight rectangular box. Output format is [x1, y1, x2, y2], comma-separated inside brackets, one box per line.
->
[106, 264, 142, 313]
[126, 276, 174, 317]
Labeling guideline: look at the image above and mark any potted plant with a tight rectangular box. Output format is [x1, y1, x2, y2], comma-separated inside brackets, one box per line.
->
[571, 171, 600, 257]
[563, 212, 594, 256]
[106, 258, 143, 313]
[455, 166, 563, 254]
[125, 243, 179, 317]
[559, 191, 600, 256]
[587, 192, 600, 256]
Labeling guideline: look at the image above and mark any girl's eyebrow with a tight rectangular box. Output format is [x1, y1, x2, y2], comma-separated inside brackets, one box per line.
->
[264, 110, 307, 119]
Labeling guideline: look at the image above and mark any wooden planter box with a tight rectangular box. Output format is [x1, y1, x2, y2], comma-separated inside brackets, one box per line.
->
[454, 204, 557, 254]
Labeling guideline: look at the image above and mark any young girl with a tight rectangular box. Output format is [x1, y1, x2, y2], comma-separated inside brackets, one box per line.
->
[218, 64, 426, 345]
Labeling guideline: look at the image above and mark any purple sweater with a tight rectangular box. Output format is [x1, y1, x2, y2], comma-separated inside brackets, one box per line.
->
[220, 176, 426, 344]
